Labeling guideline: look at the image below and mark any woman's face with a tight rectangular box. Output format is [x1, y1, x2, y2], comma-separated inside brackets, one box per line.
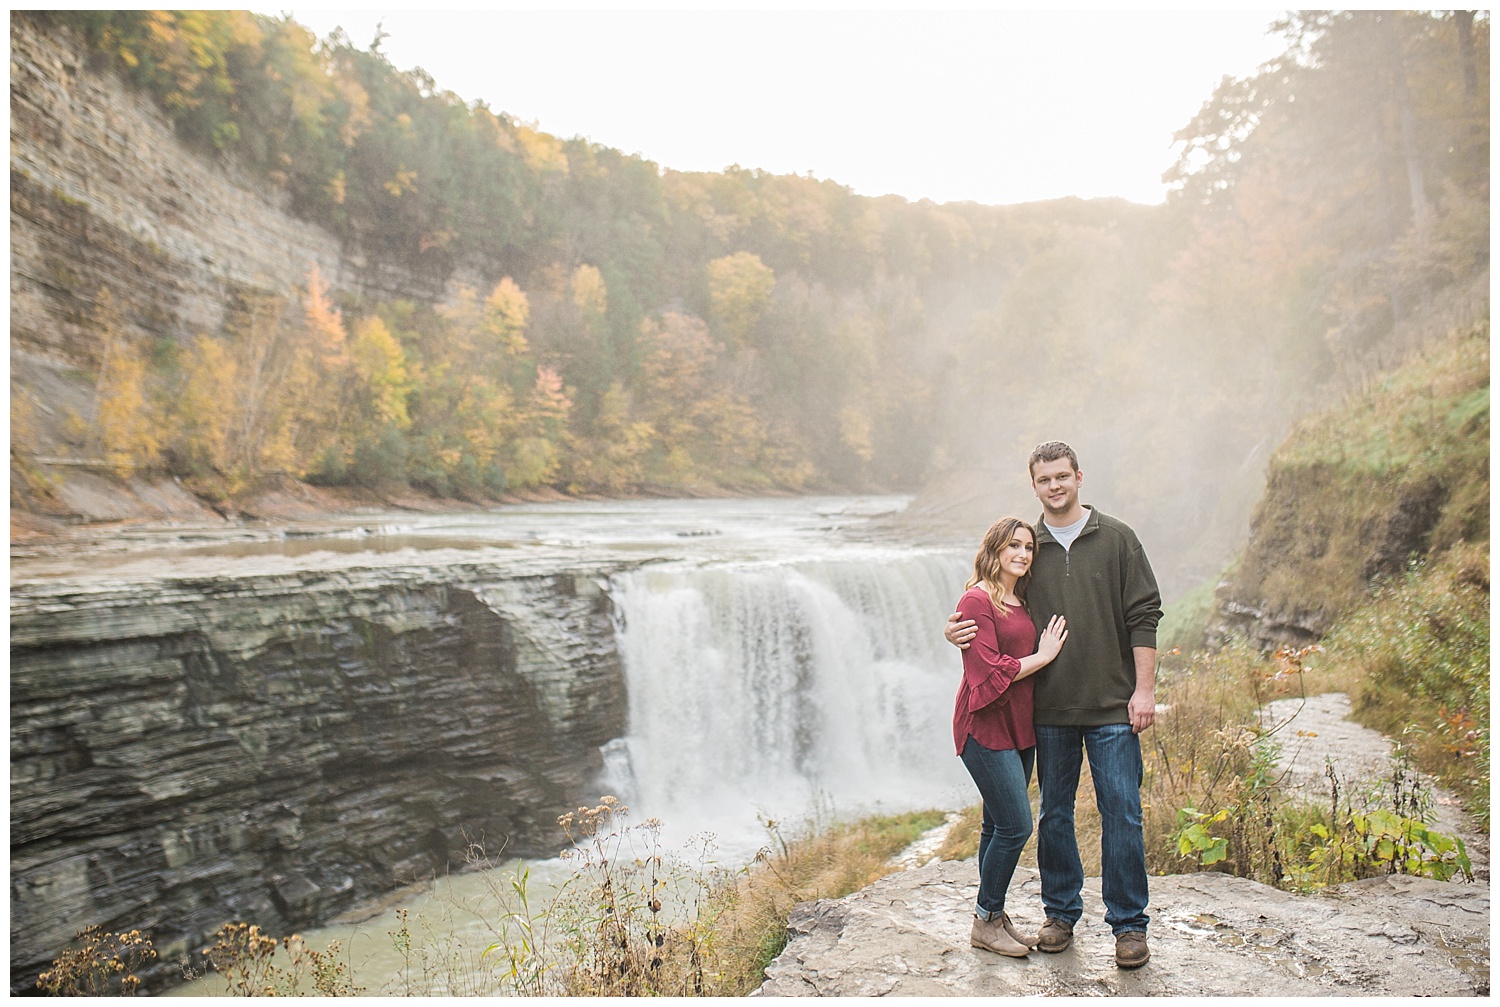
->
[999, 526, 1035, 580]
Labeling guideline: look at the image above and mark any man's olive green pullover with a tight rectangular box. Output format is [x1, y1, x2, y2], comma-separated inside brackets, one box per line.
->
[1027, 506, 1162, 726]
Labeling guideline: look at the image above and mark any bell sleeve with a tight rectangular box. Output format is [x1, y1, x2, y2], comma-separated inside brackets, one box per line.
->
[957, 592, 1022, 713]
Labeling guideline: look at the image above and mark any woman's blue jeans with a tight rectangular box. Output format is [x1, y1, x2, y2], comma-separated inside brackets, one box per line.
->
[1035, 723, 1149, 935]
[959, 737, 1035, 921]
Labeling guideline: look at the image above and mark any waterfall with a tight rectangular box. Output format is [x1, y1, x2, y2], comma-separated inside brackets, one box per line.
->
[605, 547, 975, 851]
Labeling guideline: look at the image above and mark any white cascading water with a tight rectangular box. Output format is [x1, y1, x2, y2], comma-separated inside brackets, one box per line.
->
[604, 548, 976, 854]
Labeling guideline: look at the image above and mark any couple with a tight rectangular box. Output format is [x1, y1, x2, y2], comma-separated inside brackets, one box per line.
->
[948, 441, 1161, 969]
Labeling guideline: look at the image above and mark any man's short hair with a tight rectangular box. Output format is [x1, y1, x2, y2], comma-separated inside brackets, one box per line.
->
[1029, 441, 1079, 477]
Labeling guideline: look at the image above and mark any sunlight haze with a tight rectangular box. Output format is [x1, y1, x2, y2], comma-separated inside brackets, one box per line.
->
[273, 9, 1287, 206]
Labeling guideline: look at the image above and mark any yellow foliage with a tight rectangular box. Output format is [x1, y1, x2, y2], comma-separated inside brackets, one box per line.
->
[88, 290, 161, 476]
[441, 279, 532, 365]
[483, 278, 531, 355]
[565, 382, 654, 492]
[302, 266, 347, 369]
[570, 263, 608, 318]
[633, 311, 772, 484]
[454, 376, 511, 467]
[707, 251, 776, 348]
[166, 292, 304, 483]
[383, 167, 418, 197]
[508, 436, 559, 487]
[515, 123, 569, 174]
[349, 316, 412, 429]
[176, 334, 237, 477]
[95, 344, 159, 475]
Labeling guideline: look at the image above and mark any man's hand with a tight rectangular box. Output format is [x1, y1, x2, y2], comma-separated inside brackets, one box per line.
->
[1128, 646, 1156, 733]
[945, 611, 978, 650]
[1127, 687, 1156, 734]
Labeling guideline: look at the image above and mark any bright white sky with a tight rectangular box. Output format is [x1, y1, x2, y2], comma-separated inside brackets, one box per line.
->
[268, 9, 1288, 206]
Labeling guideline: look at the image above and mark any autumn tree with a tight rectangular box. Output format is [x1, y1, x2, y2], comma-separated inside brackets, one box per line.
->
[632, 312, 769, 485]
[1167, 11, 1489, 374]
[707, 251, 776, 349]
[87, 290, 161, 476]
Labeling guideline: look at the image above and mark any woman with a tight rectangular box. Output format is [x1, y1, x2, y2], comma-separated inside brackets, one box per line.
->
[953, 516, 1067, 958]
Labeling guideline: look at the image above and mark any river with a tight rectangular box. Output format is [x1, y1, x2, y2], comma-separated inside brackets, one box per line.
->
[15, 496, 978, 995]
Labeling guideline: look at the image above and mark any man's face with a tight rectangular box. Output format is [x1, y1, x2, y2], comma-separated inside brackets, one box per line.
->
[1031, 457, 1082, 517]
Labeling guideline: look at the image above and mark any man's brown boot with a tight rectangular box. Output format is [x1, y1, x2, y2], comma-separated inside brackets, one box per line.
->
[970, 914, 1030, 957]
[1115, 931, 1149, 968]
[1036, 916, 1073, 952]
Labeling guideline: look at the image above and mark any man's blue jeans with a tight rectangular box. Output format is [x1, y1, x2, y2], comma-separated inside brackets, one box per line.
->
[1035, 723, 1149, 935]
[959, 737, 1035, 921]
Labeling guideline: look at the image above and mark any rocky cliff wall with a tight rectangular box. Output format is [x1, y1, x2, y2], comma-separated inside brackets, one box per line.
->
[9, 15, 463, 372]
[11, 17, 335, 367]
[10, 558, 630, 993]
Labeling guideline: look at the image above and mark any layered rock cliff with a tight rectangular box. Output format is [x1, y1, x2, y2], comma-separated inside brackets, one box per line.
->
[10, 556, 632, 993]
[10, 14, 489, 521]
[12, 17, 332, 368]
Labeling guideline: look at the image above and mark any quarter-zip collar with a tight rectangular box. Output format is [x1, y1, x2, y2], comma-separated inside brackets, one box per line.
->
[1035, 504, 1099, 547]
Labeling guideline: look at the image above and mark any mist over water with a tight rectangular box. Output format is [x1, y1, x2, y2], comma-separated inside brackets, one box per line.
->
[605, 549, 973, 857]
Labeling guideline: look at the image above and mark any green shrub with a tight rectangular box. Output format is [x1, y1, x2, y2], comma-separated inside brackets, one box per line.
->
[1324, 543, 1490, 827]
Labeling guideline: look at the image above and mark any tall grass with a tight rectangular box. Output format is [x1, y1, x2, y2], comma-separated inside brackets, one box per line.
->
[481, 800, 948, 996]
[1321, 542, 1490, 828]
[704, 807, 947, 994]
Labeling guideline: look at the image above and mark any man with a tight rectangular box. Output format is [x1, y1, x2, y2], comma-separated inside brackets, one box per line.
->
[945, 440, 1161, 969]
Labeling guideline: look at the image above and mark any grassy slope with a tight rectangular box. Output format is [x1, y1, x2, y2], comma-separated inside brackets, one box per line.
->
[1226, 322, 1489, 626]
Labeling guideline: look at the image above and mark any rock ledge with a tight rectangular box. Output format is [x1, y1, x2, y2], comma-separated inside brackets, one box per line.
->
[755, 860, 1488, 997]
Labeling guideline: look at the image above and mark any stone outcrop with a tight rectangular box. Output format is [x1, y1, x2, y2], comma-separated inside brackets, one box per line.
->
[10, 16, 344, 367]
[1208, 468, 1453, 650]
[10, 15, 486, 370]
[10, 556, 632, 993]
[755, 861, 1489, 997]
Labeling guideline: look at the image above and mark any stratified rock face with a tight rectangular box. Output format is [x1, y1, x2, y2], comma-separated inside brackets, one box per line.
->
[10, 15, 470, 371]
[755, 861, 1489, 997]
[10, 16, 340, 367]
[10, 560, 629, 993]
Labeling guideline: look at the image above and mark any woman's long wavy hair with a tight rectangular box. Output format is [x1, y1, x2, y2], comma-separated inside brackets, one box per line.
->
[965, 516, 1036, 614]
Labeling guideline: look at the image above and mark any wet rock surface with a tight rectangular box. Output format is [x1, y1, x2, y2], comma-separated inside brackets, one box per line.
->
[760, 693, 1489, 997]
[755, 861, 1489, 997]
[10, 556, 633, 993]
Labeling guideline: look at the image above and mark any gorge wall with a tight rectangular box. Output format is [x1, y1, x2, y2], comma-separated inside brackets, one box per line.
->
[10, 14, 509, 531]
[1207, 324, 1489, 649]
[10, 15, 473, 425]
[13, 17, 329, 368]
[10, 557, 631, 994]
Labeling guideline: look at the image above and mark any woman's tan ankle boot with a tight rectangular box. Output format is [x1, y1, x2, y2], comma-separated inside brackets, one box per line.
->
[970, 914, 1031, 957]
